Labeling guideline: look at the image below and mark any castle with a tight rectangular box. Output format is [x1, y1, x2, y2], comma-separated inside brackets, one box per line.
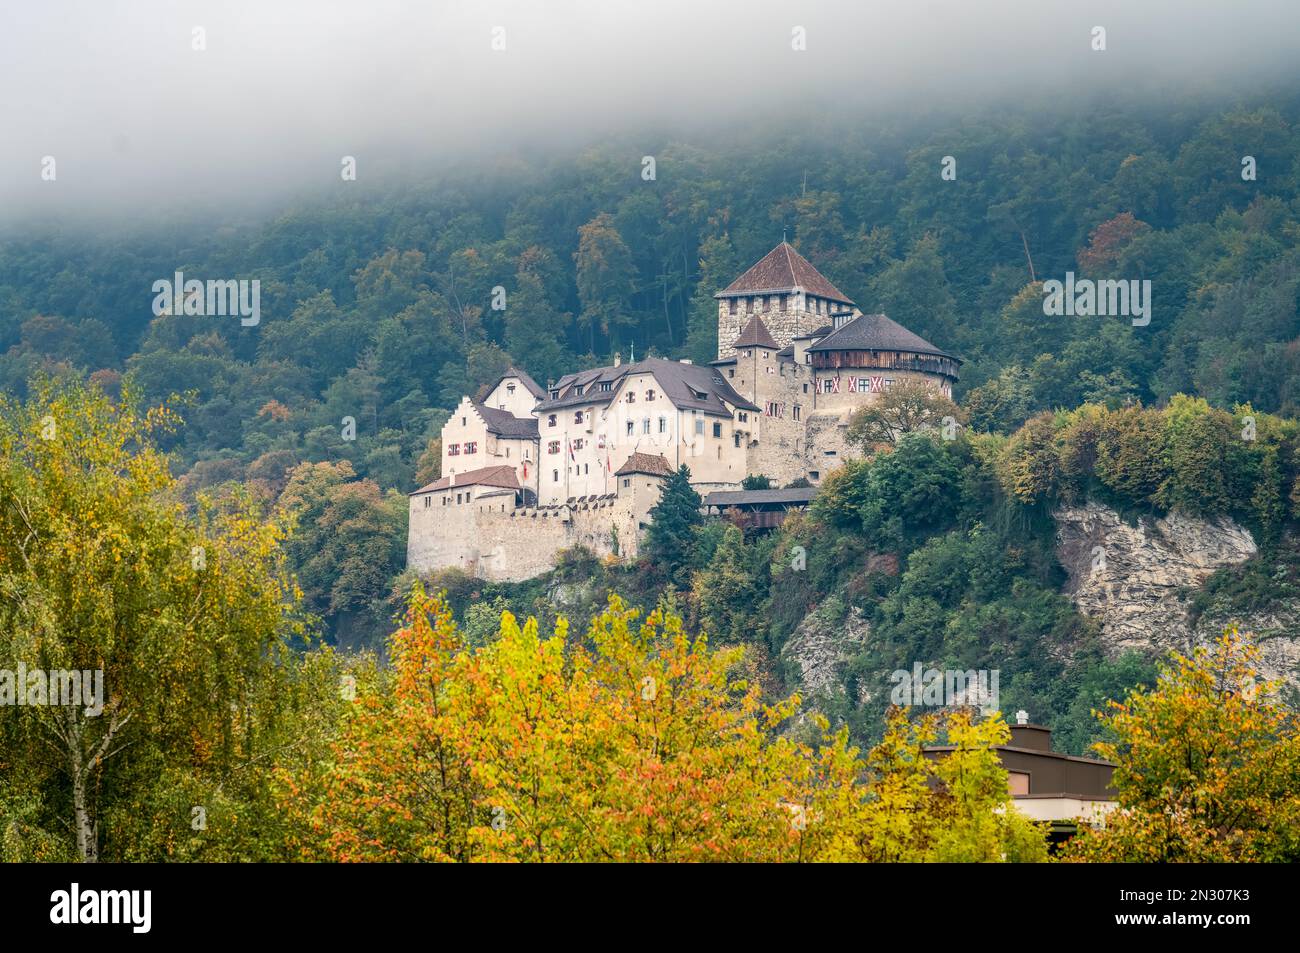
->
[407, 241, 961, 581]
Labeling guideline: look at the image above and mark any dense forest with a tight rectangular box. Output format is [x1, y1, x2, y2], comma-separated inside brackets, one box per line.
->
[3, 91, 1300, 720]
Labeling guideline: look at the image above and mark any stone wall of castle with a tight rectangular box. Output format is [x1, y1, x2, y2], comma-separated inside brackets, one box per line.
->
[407, 476, 663, 583]
[716, 297, 836, 360]
[803, 413, 858, 479]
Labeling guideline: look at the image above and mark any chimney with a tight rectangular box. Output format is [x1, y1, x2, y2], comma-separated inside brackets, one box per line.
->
[1008, 713, 1053, 752]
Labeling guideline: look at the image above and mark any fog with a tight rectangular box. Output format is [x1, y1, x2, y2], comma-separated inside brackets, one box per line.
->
[2, 0, 1298, 225]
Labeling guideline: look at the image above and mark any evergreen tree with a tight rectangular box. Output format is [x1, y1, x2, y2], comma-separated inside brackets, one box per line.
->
[644, 465, 702, 588]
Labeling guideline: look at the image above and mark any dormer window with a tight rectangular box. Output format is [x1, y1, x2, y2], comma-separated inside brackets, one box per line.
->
[600, 382, 612, 392]
[550, 390, 559, 400]
[574, 385, 584, 396]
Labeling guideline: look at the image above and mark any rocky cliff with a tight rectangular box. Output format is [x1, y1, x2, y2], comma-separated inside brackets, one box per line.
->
[1055, 501, 1300, 688]
[779, 599, 870, 698]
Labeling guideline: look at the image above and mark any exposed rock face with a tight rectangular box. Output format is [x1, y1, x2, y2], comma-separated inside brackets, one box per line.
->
[1192, 598, 1300, 691]
[780, 600, 870, 697]
[1055, 502, 1257, 656]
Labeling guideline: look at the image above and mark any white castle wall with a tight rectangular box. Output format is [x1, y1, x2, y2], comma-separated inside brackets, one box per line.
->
[407, 476, 663, 583]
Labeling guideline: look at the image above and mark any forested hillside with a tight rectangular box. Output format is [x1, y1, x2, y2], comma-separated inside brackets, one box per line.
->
[3, 92, 1300, 648]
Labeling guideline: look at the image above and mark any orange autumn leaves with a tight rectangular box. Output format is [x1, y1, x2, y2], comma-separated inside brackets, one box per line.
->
[291, 585, 1047, 862]
[1066, 629, 1300, 862]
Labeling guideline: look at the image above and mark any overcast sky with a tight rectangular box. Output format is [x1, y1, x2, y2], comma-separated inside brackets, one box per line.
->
[2, 0, 1298, 225]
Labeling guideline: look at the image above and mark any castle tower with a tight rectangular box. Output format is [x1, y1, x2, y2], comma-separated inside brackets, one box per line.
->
[713, 241, 855, 361]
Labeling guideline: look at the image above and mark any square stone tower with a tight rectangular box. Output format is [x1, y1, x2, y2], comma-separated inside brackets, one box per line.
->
[713, 241, 855, 359]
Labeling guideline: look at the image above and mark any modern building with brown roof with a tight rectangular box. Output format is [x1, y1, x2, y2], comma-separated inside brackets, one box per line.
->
[924, 715, 1117, 841]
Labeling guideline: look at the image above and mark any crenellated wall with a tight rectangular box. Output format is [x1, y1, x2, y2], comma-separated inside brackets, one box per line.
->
[407, 475, 664, 582]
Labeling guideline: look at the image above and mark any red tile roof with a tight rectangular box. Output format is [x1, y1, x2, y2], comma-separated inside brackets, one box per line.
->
[614, 452, 673, 477]
[716, 241, 854, 305]
[732, 315, 779, 349]
[411, 464, 520, 495]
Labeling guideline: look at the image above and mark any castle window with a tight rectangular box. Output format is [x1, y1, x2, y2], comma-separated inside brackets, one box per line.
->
[574, 438, 584, 451]
[626, 420, 634, 436]
[627, 391, 635, 403]
[548, 441, 560, 454]
[448, 443, 460, 456]
[507, 383, 515, 394]
[780, 294, 787, 311]
[465, 442, 477, 454]
[548, 414, 557, 427]
[733, 433, 740, 448]
[574, 411, 584, 424]
[623, 478, 631, 489]
[423, 496, 430, 508]
[821, 379, 834, 394]
[884, 378, 895, 389]
[793, 405, 802, 422]
[584, 463, 589, 474]
[461, 417, 466, 426]
[712, 422, 722, 438]
[746, 297, 753, 313]
[729, 299, 737, 315]
[457, 493, 463, 504]
[810, 471, 820, 481]
[646, 389, 655, 400]
[745, 350, 752, 359]
[553, 470, 559, 482]
[659, 417, 667, 433]
[642, 418, 650, 434]
[738, 411, 747, 422]
[728, 369, 734, 378]
[803, 383, 808, 393]
[694, 418, 704, 435]
[505, 447, 510, 458]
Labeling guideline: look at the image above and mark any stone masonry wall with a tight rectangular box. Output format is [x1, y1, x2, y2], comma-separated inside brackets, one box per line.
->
[717, 297, 830, 360]
[408, 476, 663, 583]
